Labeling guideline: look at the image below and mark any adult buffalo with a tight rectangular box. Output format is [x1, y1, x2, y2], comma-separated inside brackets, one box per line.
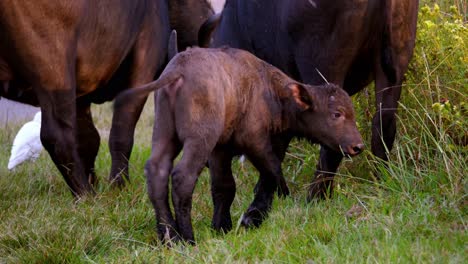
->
[169, 0, 215, 50]
[199, 0, 419, 200]
[0, 0, 203, 197]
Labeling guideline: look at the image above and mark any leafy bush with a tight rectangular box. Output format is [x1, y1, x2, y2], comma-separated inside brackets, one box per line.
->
[409, 4, 467, 91]
[403, 3, 467, 150]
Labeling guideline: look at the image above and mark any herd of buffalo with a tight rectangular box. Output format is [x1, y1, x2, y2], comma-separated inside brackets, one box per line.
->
[0, 0, 419, 244]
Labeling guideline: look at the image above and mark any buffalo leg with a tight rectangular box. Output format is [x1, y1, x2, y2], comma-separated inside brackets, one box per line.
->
[38, 89, 94, 197]
[146, 137, 181, 244]
[253, 139, 290, 197]
[308, 146, 343, 201]
[76, 101, 100, 186]
[371, 86, 401, 161]
[209, 147, 235, 233]
[1, 6, 93, 196]
[171, 140, 214, 244]
[108, 16, 170, 186]
[30, 50, 94, 196]
[241, 147, 281, 228]
[372, 64, 402, 162]
[146, 97, 182, 245]
[108, 94, 147, 186]
[371, 0, 418, 162]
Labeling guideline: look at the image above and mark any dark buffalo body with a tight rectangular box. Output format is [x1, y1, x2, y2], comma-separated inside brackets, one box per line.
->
[169, 0, 215, 50]
[0, 0, 215, 196]
[0, 0, 171, 196]
[116, 47, 363, 243]
[200, 0, 419, 199]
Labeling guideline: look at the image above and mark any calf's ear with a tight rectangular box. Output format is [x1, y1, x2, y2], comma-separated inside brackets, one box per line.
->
[287, 83, 313, 110]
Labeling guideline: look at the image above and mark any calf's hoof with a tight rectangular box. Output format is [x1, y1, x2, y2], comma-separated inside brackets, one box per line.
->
[241, 207, 265, 228]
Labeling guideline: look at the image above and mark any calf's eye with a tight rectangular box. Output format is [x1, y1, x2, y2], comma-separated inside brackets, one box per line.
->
[333, 112, 342, 118]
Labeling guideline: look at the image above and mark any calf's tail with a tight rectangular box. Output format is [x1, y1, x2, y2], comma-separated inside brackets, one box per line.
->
[114, 72, 183, 122]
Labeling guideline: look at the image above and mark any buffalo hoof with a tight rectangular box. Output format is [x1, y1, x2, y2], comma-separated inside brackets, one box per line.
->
[307, 181, 332, 202]
[88, 172, 98, 187]
[212, 218, 233, 233]
[241, 207, 265, 228]
[277, 182, 290, 198]
[71, 187, 96, 201]
[158, 225, 185, 246]
[108, 174, 128, 188]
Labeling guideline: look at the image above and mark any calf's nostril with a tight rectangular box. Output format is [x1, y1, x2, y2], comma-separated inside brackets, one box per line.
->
[352, 143, 365, 154]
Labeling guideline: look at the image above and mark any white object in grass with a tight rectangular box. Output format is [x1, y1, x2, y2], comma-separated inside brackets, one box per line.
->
[239, 155, 246, 163]
[8, 112, 43, 170]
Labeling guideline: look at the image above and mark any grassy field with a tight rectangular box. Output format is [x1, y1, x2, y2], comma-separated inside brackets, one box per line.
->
[1, 2, 466, 263]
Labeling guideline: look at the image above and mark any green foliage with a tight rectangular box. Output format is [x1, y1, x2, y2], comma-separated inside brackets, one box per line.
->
[431, 99, 467, 146]
[409, 3, 467, 91]
[1, 3, 467, 263]
[404, 2, 468, 150]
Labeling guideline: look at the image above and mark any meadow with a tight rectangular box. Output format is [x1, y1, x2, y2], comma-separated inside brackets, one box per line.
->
[0, 2, 466, 263]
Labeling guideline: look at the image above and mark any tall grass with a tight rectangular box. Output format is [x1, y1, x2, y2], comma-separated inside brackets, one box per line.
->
[1, 2, 466, 263]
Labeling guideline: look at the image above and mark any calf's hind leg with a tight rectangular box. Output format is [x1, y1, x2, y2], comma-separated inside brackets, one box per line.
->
[146, 102, 181, 244]
[171, 140, 216, 244]
[209, 147, 236, 233]
[146, 137, 181, 244]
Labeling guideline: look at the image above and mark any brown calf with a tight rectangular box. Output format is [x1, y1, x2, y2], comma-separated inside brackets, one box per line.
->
[116, 47, 363, 244]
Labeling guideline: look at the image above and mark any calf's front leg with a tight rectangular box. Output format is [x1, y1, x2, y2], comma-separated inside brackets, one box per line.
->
[241, 147, 282, 228]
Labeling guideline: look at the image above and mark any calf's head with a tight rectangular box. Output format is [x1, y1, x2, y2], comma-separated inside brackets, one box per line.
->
[289, 83, 364, 156]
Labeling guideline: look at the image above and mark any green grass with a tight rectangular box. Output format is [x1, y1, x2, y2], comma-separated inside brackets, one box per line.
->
[1, 2, 466, 263]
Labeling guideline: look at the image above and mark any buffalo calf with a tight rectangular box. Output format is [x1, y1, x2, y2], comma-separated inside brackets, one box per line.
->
[116, 47, 363, 244]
